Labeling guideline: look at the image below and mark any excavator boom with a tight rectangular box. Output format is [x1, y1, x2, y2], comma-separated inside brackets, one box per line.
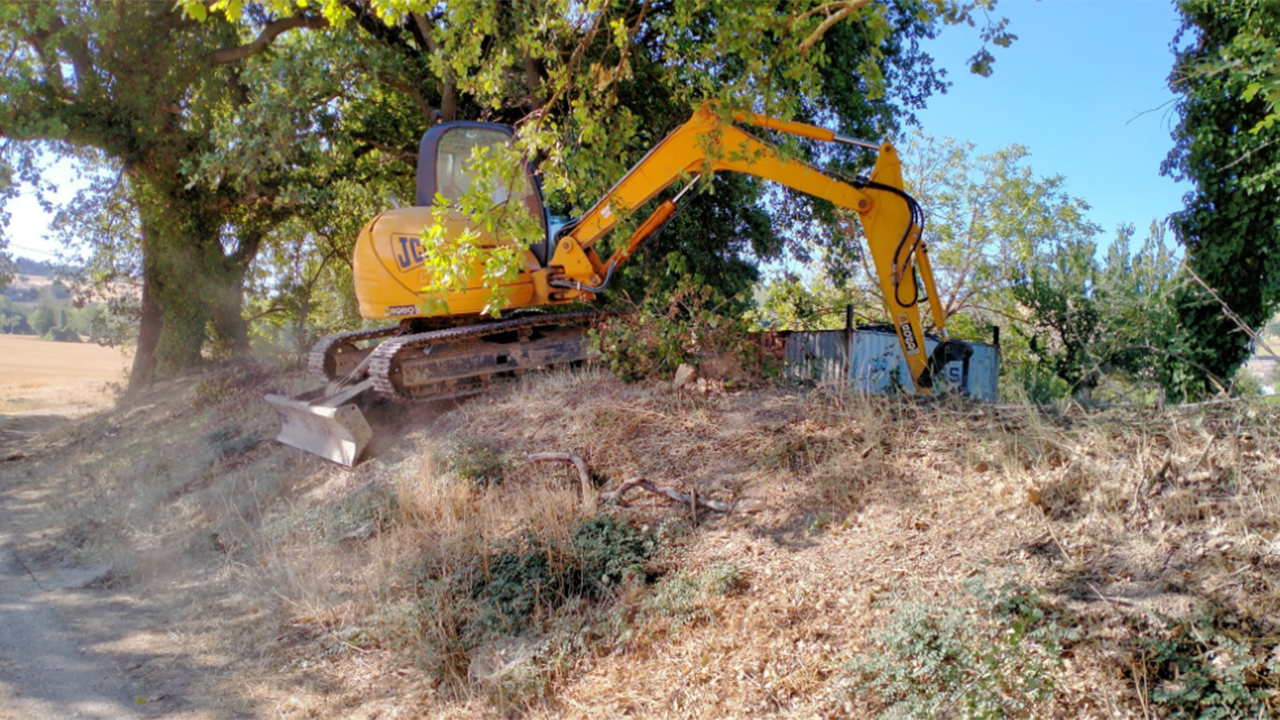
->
[547, 105, 961, 392]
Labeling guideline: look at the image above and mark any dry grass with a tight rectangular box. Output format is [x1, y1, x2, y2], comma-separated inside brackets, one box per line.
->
[4, 361, 1279, 718]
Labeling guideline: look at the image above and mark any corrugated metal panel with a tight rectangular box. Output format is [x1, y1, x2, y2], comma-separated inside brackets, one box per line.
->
[784, 328, 999, 401]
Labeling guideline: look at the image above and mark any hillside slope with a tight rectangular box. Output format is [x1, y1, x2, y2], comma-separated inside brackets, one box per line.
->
[1, 364, 1278, 718]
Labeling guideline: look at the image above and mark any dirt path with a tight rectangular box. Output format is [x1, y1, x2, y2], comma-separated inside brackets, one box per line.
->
[0, 463, 154, 719]
[0, 419, 211, 719]
[0, 539, 143, 719]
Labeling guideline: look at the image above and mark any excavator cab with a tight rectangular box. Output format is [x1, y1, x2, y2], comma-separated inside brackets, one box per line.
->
[415, 123, 551, 264]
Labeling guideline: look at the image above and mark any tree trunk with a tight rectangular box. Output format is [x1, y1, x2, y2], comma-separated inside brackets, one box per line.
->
[209, 268, 250, 357]
[128, 268, 161, 393]
[127, 192, 216, 381]
[208, 227, 263, 357]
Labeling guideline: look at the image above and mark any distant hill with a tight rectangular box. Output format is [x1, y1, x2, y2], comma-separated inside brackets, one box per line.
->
[14, 257, 61, 277]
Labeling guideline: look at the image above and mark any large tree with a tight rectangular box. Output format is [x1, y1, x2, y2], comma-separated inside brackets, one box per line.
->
[0, 1, 338, 388]
[4, 0, 1011, 389]
[1164, 0, 1280, 397]
[189, 0, 1014, 316]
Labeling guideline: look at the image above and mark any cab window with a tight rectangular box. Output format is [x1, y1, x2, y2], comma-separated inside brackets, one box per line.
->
[435, 127, 527, 205]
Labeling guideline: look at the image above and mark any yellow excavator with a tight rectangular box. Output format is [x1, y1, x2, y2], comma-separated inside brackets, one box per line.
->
[265, 105, 970, 465]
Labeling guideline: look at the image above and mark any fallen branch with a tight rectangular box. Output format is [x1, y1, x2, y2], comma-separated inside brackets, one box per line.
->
[525, 452, 597, 513]
[600, 476, 734, 513]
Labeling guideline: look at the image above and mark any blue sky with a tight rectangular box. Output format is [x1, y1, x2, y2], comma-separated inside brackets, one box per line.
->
[5, 0, 1188, 263]
[913, 0, 1187, 243]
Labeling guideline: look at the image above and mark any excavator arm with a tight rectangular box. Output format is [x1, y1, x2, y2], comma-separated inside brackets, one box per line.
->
[544, 105, 965, 393]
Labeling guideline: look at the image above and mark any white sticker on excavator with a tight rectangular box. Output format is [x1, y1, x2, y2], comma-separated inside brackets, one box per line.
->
[600, 203, 612, 219]
[897, 314, 921, 356]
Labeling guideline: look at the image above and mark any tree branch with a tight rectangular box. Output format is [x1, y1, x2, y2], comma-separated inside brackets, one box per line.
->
[600, 476, 734, 513]
[410, 11, 455, 121]
[378, 73, 432, 120]
[209, 15, 330, 66]
[798, 0, 874, 53]
[525, 452, 597, 513]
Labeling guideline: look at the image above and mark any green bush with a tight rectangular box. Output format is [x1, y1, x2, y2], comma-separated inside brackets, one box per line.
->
[28, 302, 57, 336]
[591, 279, 769, 383]
[473, 514, 655, 631]
[44, 325, 82, 342]
[846, 580, 1072, 719]
[410, 513, 656, 687]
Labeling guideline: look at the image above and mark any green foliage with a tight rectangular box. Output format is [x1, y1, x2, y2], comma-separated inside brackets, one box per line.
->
[749, 264, 875, 331]
[410, 513, 655, 686]
[999, 359, 1070, 405]
[1165, 0, 1280, 397]
[27, 302, 57, 336]
[900, 136, 1100, 330]
[847, 579, 1072, 719]
[1232, 366, 1264, 398]
[591, 278, 765, 382]
[0, 295, 27, 334]
[645, 562, 748, 630]
[473, 515, 654, 632]
[1010, 222, 1189, 401]
[1129, 612, 1280, 719]
[438, 433, 512, 486]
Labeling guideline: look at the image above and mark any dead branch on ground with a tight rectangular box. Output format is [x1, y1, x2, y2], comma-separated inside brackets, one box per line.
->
[525, 452, 597, 513]
[527, 453, 733, 514]
[601, 476, 734, 513]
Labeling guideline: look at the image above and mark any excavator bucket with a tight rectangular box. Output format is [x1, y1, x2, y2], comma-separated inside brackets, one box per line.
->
[264, 379, 376, 467]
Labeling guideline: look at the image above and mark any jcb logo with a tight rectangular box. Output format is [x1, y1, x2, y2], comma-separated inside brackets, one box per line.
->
[896, 315, 920, 356]
[391, 234, 426, 271]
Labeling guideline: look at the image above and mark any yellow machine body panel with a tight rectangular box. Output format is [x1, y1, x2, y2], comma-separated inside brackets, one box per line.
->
[351, 206, 545, 319]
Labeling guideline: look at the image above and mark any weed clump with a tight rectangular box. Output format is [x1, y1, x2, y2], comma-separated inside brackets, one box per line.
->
[438, 433, 511, 485]
[203, 424, 260, 460]
[846, 579, 1074, 718]
[473, 514, 655, 630]
[321, 482, 399, 542]
[410, 513, 656, 693]
[644, 561, 749, 630]
[1128, 611, 1279, 718]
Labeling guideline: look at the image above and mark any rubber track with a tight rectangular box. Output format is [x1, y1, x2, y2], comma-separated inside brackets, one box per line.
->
[366, 310, 611, 398]
[306, 324, 400, 383]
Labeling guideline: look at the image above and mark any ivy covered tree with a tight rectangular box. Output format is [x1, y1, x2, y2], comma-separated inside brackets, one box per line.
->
[0, 1, 340, 388]
[1164, 0, 1280, 398]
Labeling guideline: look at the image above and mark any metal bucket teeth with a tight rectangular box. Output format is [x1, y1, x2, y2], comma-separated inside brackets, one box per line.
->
[264, 380, 375, 467]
